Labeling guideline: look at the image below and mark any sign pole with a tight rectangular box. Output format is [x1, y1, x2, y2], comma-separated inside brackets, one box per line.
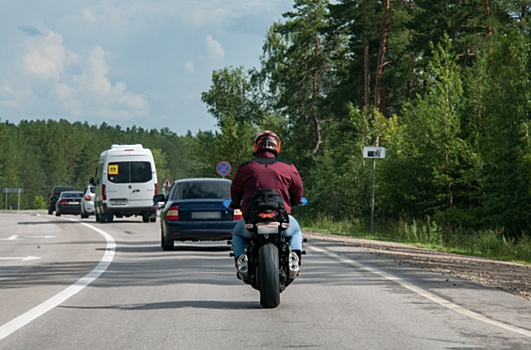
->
[370, 158, 376, 235]
[363, 143, 385, 236]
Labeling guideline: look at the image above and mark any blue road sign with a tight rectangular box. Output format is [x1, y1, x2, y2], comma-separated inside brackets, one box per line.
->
[216, 161, 231, 177]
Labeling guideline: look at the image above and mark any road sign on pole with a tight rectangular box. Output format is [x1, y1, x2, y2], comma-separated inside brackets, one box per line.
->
[362, 147, 386, 236]
[3, 188, 23, 210]
[162, 178, 172, 188]
[216, 161, 231, 178]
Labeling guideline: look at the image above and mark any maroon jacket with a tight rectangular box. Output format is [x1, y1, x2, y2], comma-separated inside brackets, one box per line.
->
[231, 151, 304, 216]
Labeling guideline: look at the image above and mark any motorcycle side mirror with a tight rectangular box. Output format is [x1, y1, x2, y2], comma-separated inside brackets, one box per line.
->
[300, 197, 308, 206]
[223, 199, 232, 208]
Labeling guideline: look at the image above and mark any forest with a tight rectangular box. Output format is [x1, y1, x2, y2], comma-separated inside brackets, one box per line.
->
[2, 0, 531, 243]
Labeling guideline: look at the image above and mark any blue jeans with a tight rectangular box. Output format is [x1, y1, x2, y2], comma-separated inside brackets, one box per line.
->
[232, 215, 303, 258]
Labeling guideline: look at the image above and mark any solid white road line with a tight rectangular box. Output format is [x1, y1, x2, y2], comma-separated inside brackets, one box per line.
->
[0, 219, 115, 341]
[308, 244, 531, 338]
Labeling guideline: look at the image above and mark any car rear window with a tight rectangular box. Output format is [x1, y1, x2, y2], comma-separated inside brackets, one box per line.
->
[54, 187, 75, 194]
[175, 181, 230, 200]
[107, 161, 153, 183]
[62, 192, 83, 199]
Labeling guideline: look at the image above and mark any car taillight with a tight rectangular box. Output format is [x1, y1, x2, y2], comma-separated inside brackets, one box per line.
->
[102, 184, 106, 200]
[233, 208, 243, 220]
[154, 183, 158, 195]
[59, 200, 67, 204]
[167, 205, 179, 220]
[84, 194, 91, 201]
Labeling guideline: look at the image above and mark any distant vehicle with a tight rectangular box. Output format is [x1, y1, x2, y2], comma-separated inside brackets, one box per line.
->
[55, 191, 84, 217]
[48, 186, 76, 215]
[81, 184, 95, 219]
[153, 178, 241, 251]
[93, 144, 158, 223]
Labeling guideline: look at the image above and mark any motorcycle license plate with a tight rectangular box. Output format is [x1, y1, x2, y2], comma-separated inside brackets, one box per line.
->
[257, 224, 279, 234]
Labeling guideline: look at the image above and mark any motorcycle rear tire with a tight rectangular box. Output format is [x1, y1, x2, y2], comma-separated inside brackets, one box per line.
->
[259, 243, 280, 308]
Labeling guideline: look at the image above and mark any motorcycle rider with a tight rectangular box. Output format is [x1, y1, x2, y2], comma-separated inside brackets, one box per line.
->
[230, 130, 304, 273]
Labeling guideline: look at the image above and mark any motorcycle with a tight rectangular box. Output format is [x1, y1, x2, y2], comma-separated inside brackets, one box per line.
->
[225, 189, 307, 308]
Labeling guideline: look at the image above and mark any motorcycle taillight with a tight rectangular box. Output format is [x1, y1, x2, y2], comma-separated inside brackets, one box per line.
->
[258, 211, 277, 219]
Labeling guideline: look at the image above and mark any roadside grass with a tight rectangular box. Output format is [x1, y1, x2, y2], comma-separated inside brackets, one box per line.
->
[299, 215, 531, 265]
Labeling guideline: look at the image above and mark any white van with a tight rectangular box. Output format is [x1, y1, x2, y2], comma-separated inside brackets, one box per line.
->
[92, 144, 158, 223]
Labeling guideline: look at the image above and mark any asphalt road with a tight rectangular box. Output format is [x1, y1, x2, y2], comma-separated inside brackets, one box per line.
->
[1, 211, 530, 349]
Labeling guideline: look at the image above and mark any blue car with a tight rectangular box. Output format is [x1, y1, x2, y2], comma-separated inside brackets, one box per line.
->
[153, 178, 242, 251]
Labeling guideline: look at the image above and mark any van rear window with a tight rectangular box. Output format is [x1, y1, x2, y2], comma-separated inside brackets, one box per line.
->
[107, 162, 153, 183]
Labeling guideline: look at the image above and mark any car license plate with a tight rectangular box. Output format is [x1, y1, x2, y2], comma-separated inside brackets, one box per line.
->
[191, 211, 221, 219]
[111, 200, 126, 205]
[69, 201, 80, 205]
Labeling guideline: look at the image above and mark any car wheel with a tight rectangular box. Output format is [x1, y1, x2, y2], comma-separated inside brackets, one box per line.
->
[55, 211, 61, 217]
[142, 212, 150, 223]
[149, 216, 157, 223]
[161, 231, 174, 251]
[81, 212, 89, 219]
[98, 213, 106, 223]
[48, 207, 53, 215]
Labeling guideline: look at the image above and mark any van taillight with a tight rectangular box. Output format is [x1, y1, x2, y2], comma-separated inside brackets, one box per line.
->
[167, 205, 179, 220]
[102, 184, 106, 200]
[154, 183, 158, 195]
[233, 208, 243, 220]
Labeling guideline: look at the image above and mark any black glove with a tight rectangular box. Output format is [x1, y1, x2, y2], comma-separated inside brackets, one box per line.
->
[229, 202, 240, 209]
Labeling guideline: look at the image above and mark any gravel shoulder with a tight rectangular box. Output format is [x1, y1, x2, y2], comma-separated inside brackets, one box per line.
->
[304, 231, 531, 301]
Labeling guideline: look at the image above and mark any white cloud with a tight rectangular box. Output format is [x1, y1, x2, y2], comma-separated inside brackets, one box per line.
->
[2, 30, 149, 122]
[22, 30, 77, 79]
[206, 35, 224, 60]
[82, 9, 98, 23]
[185, 61, 195, 74]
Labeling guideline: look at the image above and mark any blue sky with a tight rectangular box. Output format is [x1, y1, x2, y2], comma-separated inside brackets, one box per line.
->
[0, 0, 294, 135]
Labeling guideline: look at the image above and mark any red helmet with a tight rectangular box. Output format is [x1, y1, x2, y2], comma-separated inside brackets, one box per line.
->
[253, 130, 281, 156]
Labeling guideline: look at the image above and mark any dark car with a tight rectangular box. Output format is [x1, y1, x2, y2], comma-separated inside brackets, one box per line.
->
[153, 178, 241, 251]
[48, 186, 76, 214]
[55, 191, 84, 217]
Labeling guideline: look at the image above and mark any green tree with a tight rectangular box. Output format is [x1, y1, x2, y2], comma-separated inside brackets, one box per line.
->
[380, 36, 481, 224]
[479, 28, 531, 237]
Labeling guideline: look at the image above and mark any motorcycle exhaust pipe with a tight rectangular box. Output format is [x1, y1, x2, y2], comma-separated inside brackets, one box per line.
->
[288, 252, 300, 279]
[237, 254, 249, 281]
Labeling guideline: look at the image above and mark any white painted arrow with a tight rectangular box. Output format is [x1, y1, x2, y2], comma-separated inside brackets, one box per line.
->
[1, 235, 55, 240]
[3, 235, 20, 240]
[21, 235, 56, 239]
[0, 256, 41, 262]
